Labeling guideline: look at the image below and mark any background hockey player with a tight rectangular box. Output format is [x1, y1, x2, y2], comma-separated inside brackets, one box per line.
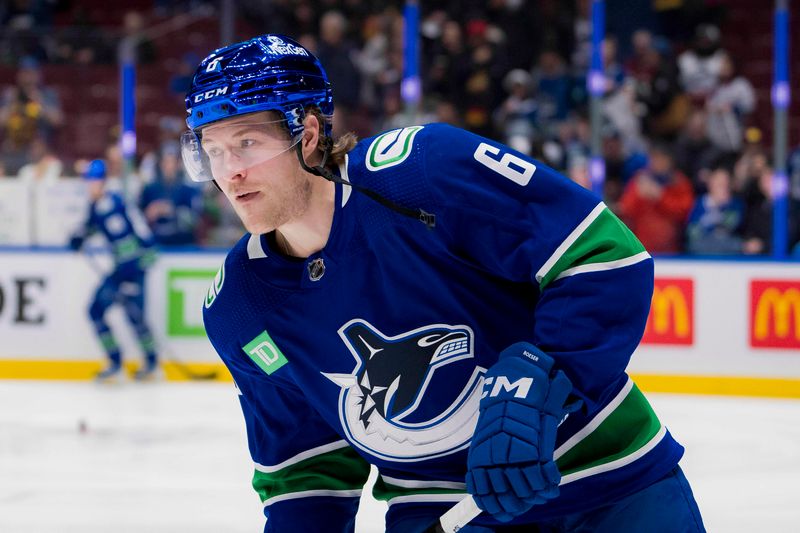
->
[182, 35, 706, 532]
[69, 159, 159, 381]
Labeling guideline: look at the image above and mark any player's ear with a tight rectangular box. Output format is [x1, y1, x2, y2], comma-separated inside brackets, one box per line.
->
[301, 113, 321, 163]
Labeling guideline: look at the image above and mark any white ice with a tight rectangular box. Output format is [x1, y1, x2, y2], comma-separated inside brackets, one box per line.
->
[0, 381, 797, 532]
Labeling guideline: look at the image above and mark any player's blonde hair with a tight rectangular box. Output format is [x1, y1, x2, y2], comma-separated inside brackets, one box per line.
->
[305, 107, 357, 168]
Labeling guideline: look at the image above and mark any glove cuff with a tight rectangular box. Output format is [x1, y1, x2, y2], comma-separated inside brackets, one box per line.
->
[498, 342, 554, 374]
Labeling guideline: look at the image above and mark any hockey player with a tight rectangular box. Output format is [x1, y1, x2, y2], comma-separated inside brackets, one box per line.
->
[182, 35, 705, 532]
[69, 159, 159, 381]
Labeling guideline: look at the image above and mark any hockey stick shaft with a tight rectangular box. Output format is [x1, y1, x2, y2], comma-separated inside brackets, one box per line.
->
[159, 345, 218, 380]
[423, 494, 482, 533]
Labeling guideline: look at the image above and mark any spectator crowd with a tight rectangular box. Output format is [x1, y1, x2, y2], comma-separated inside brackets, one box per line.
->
[0, 0, 798, 255]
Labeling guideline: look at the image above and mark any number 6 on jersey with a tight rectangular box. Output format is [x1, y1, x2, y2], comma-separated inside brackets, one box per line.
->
[473, 142, 537, 186]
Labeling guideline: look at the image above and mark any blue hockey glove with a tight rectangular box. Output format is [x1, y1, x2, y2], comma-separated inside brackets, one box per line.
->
[466, 342, 580, 522]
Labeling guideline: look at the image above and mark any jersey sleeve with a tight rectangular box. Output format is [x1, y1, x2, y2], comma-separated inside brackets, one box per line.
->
[214, 341, 371, 532]
[421, 124, 654, 408]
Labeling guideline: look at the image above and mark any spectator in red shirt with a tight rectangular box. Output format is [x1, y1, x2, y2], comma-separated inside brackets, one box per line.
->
[618, 143, 695, 253]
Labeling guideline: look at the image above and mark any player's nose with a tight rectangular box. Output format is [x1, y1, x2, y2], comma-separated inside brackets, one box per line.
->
[217, 154, 247, 182]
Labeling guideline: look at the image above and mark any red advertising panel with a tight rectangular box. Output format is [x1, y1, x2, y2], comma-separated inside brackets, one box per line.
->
[642, 278, 694, 345]
[750, 280, 800, 349]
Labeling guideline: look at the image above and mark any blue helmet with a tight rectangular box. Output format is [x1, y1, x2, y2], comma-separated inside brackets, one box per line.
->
[83, 159, 106, 180]
[185, 34, 333, 137]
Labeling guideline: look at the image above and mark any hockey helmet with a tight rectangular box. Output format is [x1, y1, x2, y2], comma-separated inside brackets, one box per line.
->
[181, 34, 333, 182]
[83, 159, 107, 180]
[185, 34, 332, 134]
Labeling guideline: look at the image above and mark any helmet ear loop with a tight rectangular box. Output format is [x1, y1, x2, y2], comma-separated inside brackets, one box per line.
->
[295, 133, 333, 179]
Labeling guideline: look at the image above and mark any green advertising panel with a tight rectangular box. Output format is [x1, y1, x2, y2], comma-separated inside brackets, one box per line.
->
[166, 269, 216, 337]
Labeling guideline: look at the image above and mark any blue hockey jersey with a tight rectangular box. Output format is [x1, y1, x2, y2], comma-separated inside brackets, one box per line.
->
[72, 191, 155, 271]
[203, 124, 684, 530]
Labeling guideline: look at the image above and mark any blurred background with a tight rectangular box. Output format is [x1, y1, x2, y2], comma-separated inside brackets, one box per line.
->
[0, 1, 799, 531]
[0, 0, 798, 255]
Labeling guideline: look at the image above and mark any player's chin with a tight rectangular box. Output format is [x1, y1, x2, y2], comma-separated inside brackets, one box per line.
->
[236, 209, 275, 235]
[241, 215, 275, 236]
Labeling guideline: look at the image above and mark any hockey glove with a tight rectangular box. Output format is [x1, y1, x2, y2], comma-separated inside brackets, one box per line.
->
[466, 342, 580, 522]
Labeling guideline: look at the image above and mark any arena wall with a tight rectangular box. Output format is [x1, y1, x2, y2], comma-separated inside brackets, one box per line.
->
[1, 205, 798, 397]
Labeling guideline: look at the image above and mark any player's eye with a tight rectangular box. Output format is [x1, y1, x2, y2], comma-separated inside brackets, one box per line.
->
[240, 138, 258, 149]
[205, 146, 223, 158]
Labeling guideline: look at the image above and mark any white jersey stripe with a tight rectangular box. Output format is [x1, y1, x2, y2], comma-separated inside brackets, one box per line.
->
[247, 233, 267, 259]
[559, 425, 667, 485]
[263, 488, 362, 507]
[380, 474, 466, 490]
[555, 378, 634, 460]
[535, 202, 606, 284]
[387, 493, 467, 507]
[340, 154, 352, 208]
[553, 251, 651, 282]
[254, 440, 350, 473]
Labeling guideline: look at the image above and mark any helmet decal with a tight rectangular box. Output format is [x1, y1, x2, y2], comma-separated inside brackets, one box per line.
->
[263, 35, 310, 57]
[205, 56, 223, 73]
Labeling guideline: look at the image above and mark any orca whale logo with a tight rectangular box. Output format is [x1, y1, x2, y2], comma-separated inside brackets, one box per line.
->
[323, 319, 485, 462]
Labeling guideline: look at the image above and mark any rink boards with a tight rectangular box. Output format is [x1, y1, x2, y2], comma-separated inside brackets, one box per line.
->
[0, 249, 798, 397]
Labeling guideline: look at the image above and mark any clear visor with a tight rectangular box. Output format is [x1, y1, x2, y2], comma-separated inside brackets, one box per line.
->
[180, 119, 302, 182]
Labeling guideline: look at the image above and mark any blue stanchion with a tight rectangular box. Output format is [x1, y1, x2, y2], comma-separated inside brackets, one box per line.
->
[401, 1, 421, 107]
[772, 2, 790, 258]
[588, 0, 606, 197]
[120, 60, 136, 160]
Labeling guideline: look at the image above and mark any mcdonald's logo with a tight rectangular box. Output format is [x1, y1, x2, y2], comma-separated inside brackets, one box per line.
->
[750, 280, 800, 349]
[642, 278, 694, 345]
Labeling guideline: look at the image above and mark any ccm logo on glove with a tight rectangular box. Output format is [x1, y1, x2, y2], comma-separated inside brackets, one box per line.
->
[481, 376, 533, 399]
[465, 342, 581, 523]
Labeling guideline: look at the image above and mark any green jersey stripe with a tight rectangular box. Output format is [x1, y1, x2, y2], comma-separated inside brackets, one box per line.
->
[554, 380, 664, 480]
[560, 426, 667, 485]
[254, 384, 663, 505]
[536, 203, 605, 284]
[537, 206, 647, 289]
[373, 474, 466, 502]
[554, 251, 651, 282]
[255, 440, 350, 473]
[555, 379, 634, 460]
[252, 443, 370, 503]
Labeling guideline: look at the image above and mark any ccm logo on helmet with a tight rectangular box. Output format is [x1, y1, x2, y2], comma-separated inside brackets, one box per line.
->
[194, 86, 229, 104]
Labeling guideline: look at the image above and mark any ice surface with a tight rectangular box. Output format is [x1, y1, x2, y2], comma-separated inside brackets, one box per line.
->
[0, 381, 797, 532]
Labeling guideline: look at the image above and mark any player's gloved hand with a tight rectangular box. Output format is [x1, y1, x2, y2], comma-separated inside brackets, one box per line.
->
[466, 342, 581, 522]
[68, 235, 84, 250]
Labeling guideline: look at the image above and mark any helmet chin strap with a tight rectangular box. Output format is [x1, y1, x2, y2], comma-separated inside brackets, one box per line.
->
[294, 140, 436, 229]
